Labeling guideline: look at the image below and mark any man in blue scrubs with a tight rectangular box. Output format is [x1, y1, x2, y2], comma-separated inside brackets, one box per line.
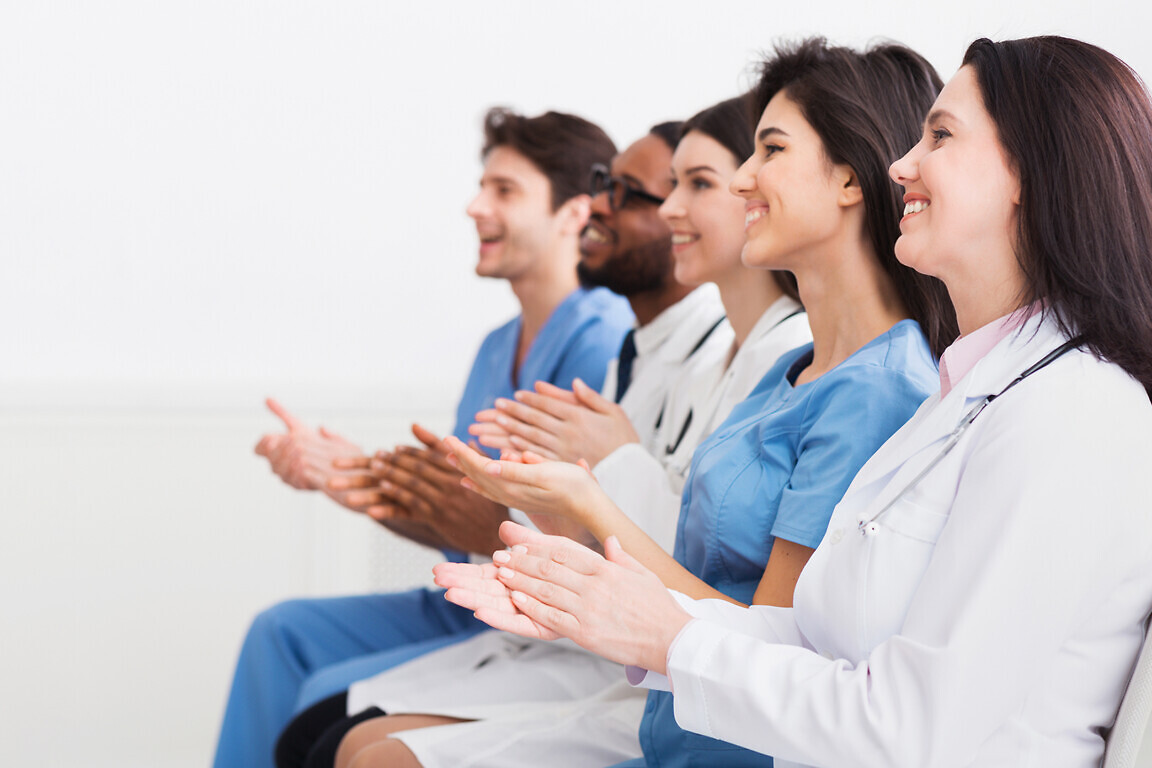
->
[212, 108, 633, 768]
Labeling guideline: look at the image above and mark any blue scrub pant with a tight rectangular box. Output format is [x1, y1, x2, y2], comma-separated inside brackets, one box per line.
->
[211, 587, 485, 768]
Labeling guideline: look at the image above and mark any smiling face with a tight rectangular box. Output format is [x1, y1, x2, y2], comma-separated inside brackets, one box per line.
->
[657, 131, 747, 287]
[466, 146, 564, 280]
[729, 91, 856, 273]
[889, 66, 1025, 330]
[577, 133, 675, 296]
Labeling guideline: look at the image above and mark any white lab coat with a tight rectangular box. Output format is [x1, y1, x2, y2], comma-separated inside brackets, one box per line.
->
[346, 295, 809, 768]
[596, 295, 810, 553]
[650, 317, 1152, 768]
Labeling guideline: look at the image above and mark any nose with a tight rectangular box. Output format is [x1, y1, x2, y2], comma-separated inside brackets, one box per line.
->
[889, 141, 923, 186]
[658, 184, 685, 222]
[729, 153, 757, 198]
[589, 189, 612, 217]
[465, 190, 488, 219]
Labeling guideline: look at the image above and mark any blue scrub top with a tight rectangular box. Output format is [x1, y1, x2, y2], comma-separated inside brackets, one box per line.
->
[636, 319, 939, 767]
[452, 286, 633, 447]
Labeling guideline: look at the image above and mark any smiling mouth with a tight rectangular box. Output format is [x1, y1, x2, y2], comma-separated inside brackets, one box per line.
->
[745, 209, 767, 229]
[671, 233, 699, 246]
[903, 200, 930, 216]
[580, 220, 616, 250]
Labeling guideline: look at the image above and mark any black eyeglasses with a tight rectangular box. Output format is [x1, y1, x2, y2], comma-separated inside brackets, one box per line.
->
[589, 163, 666, 211]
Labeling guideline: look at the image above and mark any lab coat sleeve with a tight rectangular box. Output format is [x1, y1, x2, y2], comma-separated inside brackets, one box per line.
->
[594, 443, 683, 554]
[665, 361, 1152, 768]
[629, 590, 807, 691]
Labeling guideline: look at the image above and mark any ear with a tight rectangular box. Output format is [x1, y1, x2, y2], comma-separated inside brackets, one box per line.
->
[556, 194, 591, 236]
[835, 164, 864, 208]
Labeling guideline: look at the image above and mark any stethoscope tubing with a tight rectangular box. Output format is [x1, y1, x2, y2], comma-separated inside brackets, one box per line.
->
[857, 336, 1084, 536]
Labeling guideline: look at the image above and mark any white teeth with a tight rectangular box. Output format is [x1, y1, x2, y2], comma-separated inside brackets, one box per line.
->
[584, 228, 608, 244]
[903, 200, 929, 216]
[671, 233, 698, 245]
[745, 209, 767, 227]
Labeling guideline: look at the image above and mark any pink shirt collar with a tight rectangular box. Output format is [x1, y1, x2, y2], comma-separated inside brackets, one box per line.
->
[939, 303, 1042, 397]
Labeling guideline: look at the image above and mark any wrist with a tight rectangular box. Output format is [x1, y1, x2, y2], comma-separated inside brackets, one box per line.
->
[649, 609, 692, 675]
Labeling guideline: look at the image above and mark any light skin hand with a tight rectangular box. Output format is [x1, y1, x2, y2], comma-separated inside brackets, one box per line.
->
[433, 556, 561, 640]
[468, 378, 640, 468]
[254, 397, 365, 491]
[443, 435, 608, 524]
[439, 521, 690, 673]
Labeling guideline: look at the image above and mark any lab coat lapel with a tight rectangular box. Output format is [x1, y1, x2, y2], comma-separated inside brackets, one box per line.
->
[850, 318, 1065, 513]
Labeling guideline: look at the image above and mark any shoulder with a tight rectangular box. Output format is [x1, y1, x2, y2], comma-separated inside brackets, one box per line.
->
[814, 321, 938, 404]
[568, 287, 635, 325]
[475, 315, 520, 348]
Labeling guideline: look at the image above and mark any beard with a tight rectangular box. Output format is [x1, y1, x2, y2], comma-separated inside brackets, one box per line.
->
[577, 234, 674, 297]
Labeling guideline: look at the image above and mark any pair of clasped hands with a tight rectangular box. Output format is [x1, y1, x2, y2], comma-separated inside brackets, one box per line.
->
[254, 380, 692, 674]
[458, 380, 692, 677]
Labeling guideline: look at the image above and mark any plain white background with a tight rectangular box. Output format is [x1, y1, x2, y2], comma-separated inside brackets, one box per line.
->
[1, 2, 1149, 766]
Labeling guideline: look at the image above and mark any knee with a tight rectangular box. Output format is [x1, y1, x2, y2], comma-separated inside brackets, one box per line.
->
[246, 598, 318, 646]
[339, 738, 419, 768]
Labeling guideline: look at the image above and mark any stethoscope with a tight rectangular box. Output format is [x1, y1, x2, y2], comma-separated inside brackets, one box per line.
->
[857, 336, 1084, 537]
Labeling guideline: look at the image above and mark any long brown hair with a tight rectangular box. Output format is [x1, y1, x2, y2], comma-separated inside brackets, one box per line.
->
[748, 38, 958, 356]
[963, 36, 1152, 399]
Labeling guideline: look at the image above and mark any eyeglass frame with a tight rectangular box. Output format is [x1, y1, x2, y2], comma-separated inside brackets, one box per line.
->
[588, 163, 666, 212]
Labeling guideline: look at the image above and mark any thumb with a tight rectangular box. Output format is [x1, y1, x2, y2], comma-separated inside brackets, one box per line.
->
[266, 397, 303, 432]
[571, 378, 613, 413]
[604, 535, 646, 575]
[411, 423, 444, 450]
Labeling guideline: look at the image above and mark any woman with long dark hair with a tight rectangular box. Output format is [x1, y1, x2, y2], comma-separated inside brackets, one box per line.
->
[441, 38, 956, 767]
[441, 36, 1152, 767]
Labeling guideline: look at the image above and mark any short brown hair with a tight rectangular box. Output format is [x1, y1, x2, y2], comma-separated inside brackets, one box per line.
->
[482, 108, 616, 211]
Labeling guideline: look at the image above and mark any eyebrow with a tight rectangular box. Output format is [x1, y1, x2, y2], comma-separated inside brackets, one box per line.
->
[620, 173, 648, 189]
[683, 165, 717, 175]
[925, 108, 961, 126]
[480, 175, 520, 188]
[757, 127, 789, 142]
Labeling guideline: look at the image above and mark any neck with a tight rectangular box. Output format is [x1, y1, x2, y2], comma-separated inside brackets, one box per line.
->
[713, 269, 787, 349]
[627, 279, 695, 327]
[792, 233, 907, 384]
[947, 279, 1027, 337]
[509, 241, 581, 349]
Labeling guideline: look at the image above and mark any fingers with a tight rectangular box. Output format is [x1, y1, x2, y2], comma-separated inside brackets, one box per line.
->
[390, 446, 457, 478]
[327, 473, 378, 491]
[496, 522, 603, 576]
[255, 433, 282, 457]
[364, 503, 408, 521]
[265, 397, 304, 431]
[493, 398, 561, 447]
[512, 389, 578, 421]
[507, 435, 557, 460]
[332, 455, 373, 470]
[500, 586, 577, 641]
[571, 378, 615, 413]
[444, 436, 498, 479]
[532, 381, 581, 404]
[410, 423, 445, 451]
[604, 534, 648, 576]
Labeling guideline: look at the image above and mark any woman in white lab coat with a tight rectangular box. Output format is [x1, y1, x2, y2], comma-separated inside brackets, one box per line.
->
[436, 36, 1152, 768]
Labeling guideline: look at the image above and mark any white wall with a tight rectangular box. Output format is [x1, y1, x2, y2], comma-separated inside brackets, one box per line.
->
[1, 2, 1149, 766]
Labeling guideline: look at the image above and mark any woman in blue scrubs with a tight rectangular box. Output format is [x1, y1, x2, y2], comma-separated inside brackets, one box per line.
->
[435, 38, 958, 768]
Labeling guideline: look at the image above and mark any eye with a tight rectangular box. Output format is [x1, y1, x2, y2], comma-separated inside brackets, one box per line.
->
[690, 177, 712, 191]
[763, 143, 784, 158]
[931, 128, 952, 144]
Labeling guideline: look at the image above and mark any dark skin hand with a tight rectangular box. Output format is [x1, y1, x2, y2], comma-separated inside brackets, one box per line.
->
[329, 423, 508, 555]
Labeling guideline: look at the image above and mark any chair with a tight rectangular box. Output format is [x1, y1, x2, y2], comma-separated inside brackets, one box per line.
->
[1103, 614, 1152, 768]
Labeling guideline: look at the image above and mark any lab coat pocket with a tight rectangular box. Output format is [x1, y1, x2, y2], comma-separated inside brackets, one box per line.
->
[878, 495, 950, 543]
